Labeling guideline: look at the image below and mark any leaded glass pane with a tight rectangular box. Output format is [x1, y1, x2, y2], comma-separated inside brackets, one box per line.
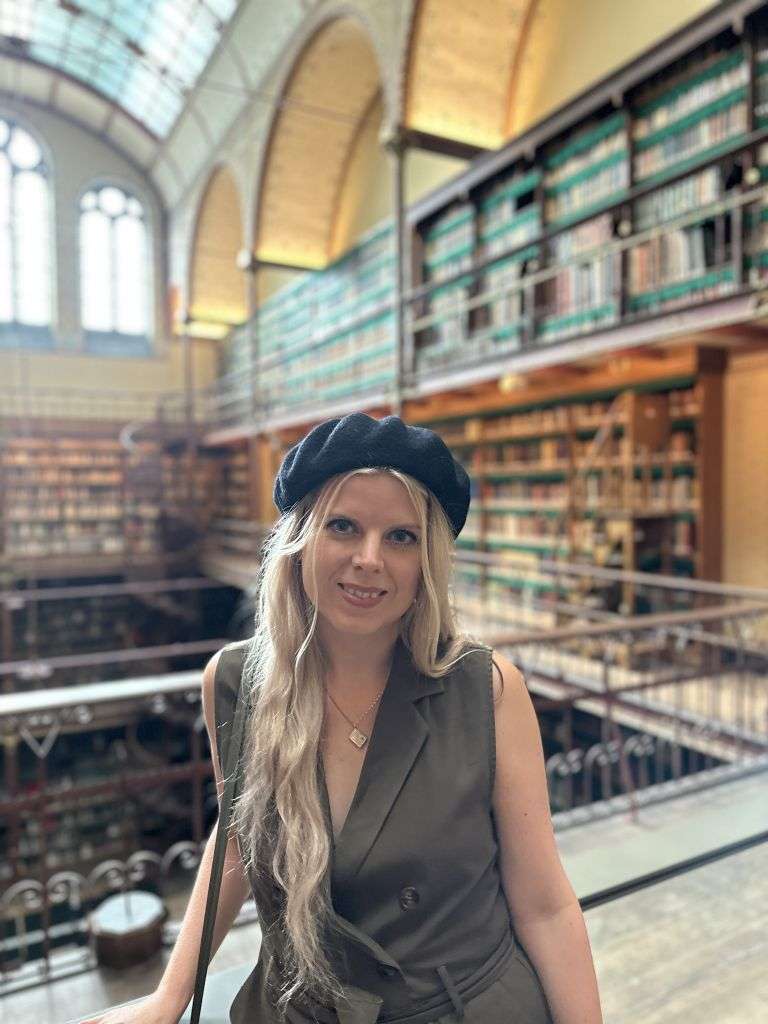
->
[81, 208, 113, 331]
[14, 170, 49, 326]
[0, 154, 11, 322]
[115, 214, 148, 335]
[99, 186, 126, 217]
[8, 127, 42, 171]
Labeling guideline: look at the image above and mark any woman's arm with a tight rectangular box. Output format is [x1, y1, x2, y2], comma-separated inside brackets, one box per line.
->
[491, 650, 603, 1024]
[81, 650, 252, 1024]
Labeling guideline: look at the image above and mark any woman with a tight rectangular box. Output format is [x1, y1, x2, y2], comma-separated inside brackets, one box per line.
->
[87, 414, 602, 1024]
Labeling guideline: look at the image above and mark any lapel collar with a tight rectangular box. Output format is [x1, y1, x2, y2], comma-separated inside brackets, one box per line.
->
[328, 638, 443, 895]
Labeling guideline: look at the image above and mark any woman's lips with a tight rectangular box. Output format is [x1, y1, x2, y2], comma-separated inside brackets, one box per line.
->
[337, 582, 387, 608]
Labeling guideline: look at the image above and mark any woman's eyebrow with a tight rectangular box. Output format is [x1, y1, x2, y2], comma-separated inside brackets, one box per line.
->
[328, 510, 421, 531]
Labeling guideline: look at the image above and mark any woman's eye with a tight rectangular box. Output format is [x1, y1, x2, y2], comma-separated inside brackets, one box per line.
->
[390, 529, 419, 546]
[329, 516, 356, 532]
[326, 520, 417, 546]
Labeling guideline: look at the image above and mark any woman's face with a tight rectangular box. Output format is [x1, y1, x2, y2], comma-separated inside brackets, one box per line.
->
[302, 473, 422, 642]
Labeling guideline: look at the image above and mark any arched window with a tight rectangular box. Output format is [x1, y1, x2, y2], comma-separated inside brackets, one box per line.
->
[80, 185, 149, 348]
[0, 116, 51, 338]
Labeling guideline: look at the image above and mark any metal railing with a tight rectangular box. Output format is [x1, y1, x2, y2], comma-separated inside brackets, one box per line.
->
[0, 387, 194, 427]
[0, 668, 247, 995]
[454, 552, 768, 816]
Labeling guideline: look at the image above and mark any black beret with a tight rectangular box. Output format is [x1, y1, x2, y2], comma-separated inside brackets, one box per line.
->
[273, 413, 470, 536]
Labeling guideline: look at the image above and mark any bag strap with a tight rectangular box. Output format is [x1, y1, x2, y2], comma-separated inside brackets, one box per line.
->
[190, 666, 249, 1024]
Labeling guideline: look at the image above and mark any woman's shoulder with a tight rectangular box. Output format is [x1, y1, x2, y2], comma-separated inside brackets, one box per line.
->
[202, 638, 252, 704]
[438, 638, 524, 702]
[440, 635, 493, 667]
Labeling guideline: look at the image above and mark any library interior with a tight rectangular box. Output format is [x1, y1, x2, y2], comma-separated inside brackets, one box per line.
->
[1, 1, 767, 1022]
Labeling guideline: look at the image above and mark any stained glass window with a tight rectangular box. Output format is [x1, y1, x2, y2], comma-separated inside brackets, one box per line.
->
[0, 116, 51, 330]
[80, 185, 149, 337]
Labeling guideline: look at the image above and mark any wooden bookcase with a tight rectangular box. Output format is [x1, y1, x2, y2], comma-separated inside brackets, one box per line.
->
[0, 432, 214, 571]
[424, 356, 723, 627]
[0, 437, 127, 561]
[221, 222, 397, 415]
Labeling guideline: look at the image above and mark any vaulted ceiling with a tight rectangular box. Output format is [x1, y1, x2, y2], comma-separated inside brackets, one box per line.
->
[0, 0, 308, 204]
[255, 15, 382, 269]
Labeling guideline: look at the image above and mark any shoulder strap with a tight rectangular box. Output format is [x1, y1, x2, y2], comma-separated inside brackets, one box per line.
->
[190, 662, 249, 1024]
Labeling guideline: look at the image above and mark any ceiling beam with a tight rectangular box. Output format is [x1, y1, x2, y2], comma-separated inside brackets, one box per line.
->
[400, 127, 488, 162]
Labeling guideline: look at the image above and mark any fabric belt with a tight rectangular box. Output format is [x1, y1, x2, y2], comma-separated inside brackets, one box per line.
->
[288, 930, 516, 1024]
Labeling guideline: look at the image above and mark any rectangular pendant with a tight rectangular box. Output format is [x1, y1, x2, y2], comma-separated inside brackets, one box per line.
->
[349, 728, 368, 748]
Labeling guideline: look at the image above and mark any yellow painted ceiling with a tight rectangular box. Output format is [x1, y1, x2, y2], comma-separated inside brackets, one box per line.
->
[256, 17, 381, 269]
[190, 165, 248, 327]
[405, 0, 535, 149]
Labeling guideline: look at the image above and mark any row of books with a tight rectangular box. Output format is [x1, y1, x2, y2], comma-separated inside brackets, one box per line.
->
[634, 167, 720, 231]
[629, 224, 714, 293]
[4, 504, 124, 520]
[2, 450, 122, 467]
[3, 469, 122, 485]
[633, 100, 747, 181]
[481, 259, 526, 328]
[573, 474, 698, 508]
[480, 209, 541, 260]
[482, 481, 569, 505]
[544, 128, 629, 224]
[633, 54, 748, 141]
[483, 514, 565, 541]
[5, 521, 126, 556]
[422, 203, 474, 283]
[545, 122, 627, 185]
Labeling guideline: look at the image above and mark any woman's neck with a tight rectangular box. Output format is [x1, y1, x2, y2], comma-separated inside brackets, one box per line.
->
[318, 625, 399, 694]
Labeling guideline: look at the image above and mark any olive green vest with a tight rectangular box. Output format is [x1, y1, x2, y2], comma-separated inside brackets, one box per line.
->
[214, 637, 516, 1024]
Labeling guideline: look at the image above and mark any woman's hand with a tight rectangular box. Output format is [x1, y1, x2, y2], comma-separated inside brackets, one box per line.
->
[78, 989, 186, 1024]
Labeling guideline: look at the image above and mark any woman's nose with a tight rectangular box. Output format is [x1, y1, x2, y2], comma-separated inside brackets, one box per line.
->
[352, 533, 384, 570]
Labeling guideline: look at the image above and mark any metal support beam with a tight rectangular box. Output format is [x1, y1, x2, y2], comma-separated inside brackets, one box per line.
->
[237, 249, 261, 425]
[384, 128, 408, 415]
[400, 127, 487, 162]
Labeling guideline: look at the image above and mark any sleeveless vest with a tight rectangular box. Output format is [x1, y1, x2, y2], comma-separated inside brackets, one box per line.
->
[213, 637, 551, 1024]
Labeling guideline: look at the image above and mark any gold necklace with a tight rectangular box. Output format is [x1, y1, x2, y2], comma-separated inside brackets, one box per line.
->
[325, 686, 386, 748]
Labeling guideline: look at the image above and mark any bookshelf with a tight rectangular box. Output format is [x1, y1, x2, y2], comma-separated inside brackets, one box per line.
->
[0, 433, 210, 570]
[543, 111, 630, 227]
[432, 368, 721, 630]
[631, 46, 749, 187]
[209, 441, 255, 523]
[0, 437, 127, 560]
[538, 212, 620, 342]
[219, 223, 397, 419]
[403, 12, 768, 381]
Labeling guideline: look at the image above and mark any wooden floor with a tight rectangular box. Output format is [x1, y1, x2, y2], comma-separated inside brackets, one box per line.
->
[4, 770, 766, 1024]
[588, 841, 768, 1024]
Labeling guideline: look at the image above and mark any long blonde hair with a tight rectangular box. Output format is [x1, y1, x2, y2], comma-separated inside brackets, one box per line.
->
[234, 467, 470, 1011]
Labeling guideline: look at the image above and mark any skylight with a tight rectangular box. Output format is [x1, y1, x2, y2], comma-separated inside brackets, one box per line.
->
[0, 0, 239, 138]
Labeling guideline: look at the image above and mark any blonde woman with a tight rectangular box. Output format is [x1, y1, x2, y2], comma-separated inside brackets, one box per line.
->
[86, 414, 602, 1024]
